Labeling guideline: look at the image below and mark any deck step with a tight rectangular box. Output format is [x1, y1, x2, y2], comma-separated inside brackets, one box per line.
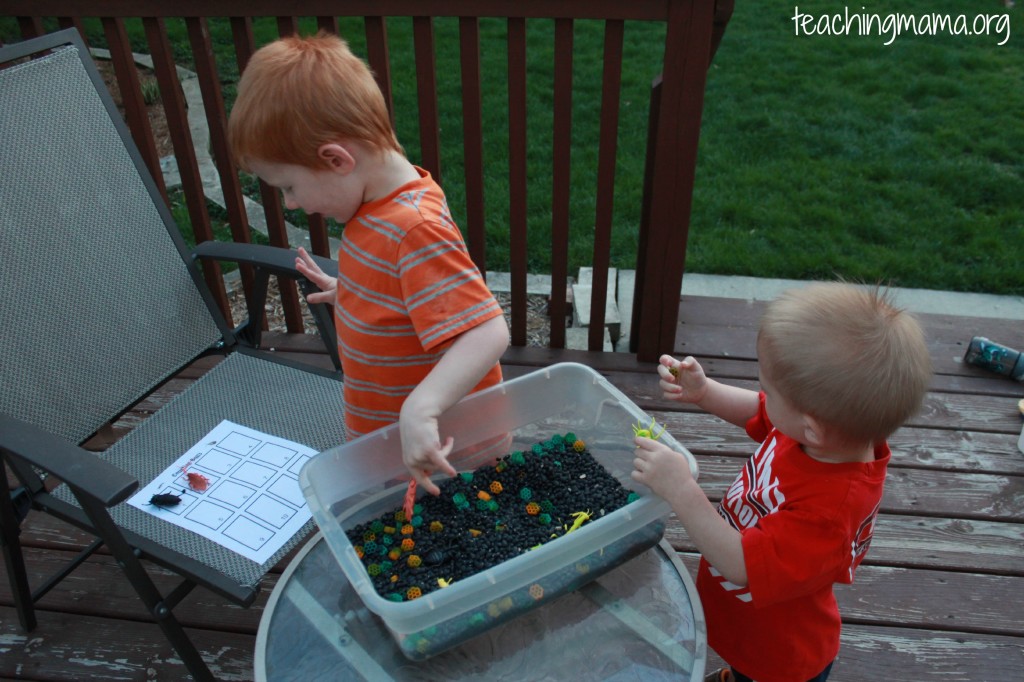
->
[565, 326, 614, 352]
[572, 267, 623, 349]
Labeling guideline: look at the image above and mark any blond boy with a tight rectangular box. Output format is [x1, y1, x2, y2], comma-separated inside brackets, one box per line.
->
[632, 283, 931, 682]
[228, 33, 508, 495]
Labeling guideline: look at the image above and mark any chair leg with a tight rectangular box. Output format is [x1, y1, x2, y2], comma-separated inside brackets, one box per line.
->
[152, 605, 217, 682]
[1, 481, 37, 631]
[106, 545, 217, 681]
[77, 497, 217, 682]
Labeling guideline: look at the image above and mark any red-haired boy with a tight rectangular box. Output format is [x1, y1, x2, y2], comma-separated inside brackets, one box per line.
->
[229, 33, 508, 494]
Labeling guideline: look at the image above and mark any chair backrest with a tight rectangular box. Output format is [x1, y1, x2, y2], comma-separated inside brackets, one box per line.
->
[0, 30, 229, 445]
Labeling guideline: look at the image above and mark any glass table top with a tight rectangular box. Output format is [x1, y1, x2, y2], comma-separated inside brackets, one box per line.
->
[256, 533, 706, 681]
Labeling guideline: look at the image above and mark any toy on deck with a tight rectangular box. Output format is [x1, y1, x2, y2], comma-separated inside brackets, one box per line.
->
[964, 336, 1024, 382]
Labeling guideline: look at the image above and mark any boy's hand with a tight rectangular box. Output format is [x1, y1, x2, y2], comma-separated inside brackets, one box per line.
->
[294, 246, 337, 305]
[631, 436, 697, 503]
[658, 354, 709, 404]
[399, 410, 457, 496]
[396, 315, 508, 496]
[634, 434, 747, 587]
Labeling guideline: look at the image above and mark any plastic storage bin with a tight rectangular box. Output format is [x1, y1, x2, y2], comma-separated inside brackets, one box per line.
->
[300, 362, 698, 659]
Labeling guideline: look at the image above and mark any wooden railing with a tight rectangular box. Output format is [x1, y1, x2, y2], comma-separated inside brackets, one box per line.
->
[2, 1, 732, 361]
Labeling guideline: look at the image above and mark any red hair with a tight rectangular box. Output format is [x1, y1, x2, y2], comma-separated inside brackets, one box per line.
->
[229, 32, 401, 170]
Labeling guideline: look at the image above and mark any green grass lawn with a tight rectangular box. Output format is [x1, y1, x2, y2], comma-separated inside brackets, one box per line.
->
[693, 0, 1023, 295]
[3, 1, 1021, 295]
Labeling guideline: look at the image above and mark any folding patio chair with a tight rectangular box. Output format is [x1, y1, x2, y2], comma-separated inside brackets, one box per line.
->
[0, 29, 346, 680]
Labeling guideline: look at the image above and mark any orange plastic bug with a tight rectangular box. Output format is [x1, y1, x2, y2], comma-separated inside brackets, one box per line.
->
[403, 480, 417, 522]
[181, 465, 209, 492]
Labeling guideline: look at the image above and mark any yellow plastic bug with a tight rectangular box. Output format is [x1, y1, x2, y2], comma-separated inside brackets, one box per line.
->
[632, 418, 665, 441]
[565, 510, 592, 534]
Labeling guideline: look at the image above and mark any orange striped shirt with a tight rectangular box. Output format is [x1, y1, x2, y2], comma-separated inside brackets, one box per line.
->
[335, 167, 503, 438]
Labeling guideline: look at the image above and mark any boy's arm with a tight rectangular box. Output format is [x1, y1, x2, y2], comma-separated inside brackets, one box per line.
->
[659, 354, 759, 429]
[399, 313, 510, 495]
[632, 437, 747, 585]
[694, 379, 761, 429]
[665, 476, 747, 585]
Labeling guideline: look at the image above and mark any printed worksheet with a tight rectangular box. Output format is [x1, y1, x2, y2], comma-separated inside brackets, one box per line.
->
[127, 420, 317, 565]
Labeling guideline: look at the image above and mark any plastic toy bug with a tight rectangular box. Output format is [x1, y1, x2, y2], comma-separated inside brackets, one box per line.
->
[180, 464, 209, 492]
[403, 480, 417, 522]
[632, 418, 665, 441]
[421, 540, 461, 567]
[564, 510, 592, 534]
[148, 490, 184, 507]
[185, 471, 209, 491]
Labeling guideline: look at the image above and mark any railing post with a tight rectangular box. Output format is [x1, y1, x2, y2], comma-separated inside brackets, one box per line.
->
[633, 0, 716, 362]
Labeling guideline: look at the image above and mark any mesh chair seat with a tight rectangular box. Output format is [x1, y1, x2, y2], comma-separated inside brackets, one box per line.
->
[50, 352, 346, 588]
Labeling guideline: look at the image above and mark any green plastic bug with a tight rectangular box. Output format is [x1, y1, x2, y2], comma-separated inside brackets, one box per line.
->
[632, 418, 665, 441]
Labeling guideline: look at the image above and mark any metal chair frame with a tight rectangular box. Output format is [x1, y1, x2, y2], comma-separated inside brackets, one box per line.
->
[0, 29, 345, 681]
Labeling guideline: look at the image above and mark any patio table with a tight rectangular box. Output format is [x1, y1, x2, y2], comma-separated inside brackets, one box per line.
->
[255, 532, 706, 680]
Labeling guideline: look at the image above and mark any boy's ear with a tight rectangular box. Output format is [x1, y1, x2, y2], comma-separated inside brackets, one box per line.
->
[317, 143, 356, 174]
[802, 414, 825, 448]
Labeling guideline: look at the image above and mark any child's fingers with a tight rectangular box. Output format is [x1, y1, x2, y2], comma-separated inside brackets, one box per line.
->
[295, 253, 337, 297]
[294, 252, 317, 278]
[659, 355, 695, 384]
[432, 436, 457, 477]
[295, 246, 315, 269]
[304, 289, 334, 305]
[657, 362, 679, 382]
[633, 435, 657, 451]
[295, 247, 328, 278]
[660, 378, 682, 394]
[414, 470, 441, 496]
[632, 441, 657, 481]
[407, 439, 456, 497]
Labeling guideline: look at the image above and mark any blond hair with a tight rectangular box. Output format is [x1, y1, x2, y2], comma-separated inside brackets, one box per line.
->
[228, 32, 401, 170]
[757, 282, 931, 444]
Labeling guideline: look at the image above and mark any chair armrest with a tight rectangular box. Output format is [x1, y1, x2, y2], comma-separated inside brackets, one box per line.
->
[0, 414, 137, 507]
[191, 241, 337, 279]
[192, 242, 340, 369]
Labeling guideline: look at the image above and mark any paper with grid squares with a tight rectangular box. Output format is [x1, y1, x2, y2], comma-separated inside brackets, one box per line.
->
[128, 420, 317, 565]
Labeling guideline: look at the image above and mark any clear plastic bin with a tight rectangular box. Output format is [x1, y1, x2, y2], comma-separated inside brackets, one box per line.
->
[300, 362, 698, 659]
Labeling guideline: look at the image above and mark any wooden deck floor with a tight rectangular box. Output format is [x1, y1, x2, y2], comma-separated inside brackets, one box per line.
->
[2, 294, 1022, 681]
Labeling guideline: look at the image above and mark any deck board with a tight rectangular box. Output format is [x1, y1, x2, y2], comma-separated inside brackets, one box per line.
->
[2, 294, 1021, 680]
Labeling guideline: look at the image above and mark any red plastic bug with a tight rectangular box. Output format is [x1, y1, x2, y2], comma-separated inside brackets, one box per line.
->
[181, 465, 209, 492]
[186, 472, 209, 491]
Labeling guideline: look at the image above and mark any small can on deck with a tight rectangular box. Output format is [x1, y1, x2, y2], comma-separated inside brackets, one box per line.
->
[963, 336, 1024, 382]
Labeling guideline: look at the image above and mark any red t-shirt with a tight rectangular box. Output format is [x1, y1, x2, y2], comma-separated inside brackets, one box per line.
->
[335, 168, 504, 438]
[697, 393, 889, 681]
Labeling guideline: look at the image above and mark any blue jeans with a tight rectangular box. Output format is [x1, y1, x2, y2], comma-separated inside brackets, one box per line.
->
[731, 661, 834, 682]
